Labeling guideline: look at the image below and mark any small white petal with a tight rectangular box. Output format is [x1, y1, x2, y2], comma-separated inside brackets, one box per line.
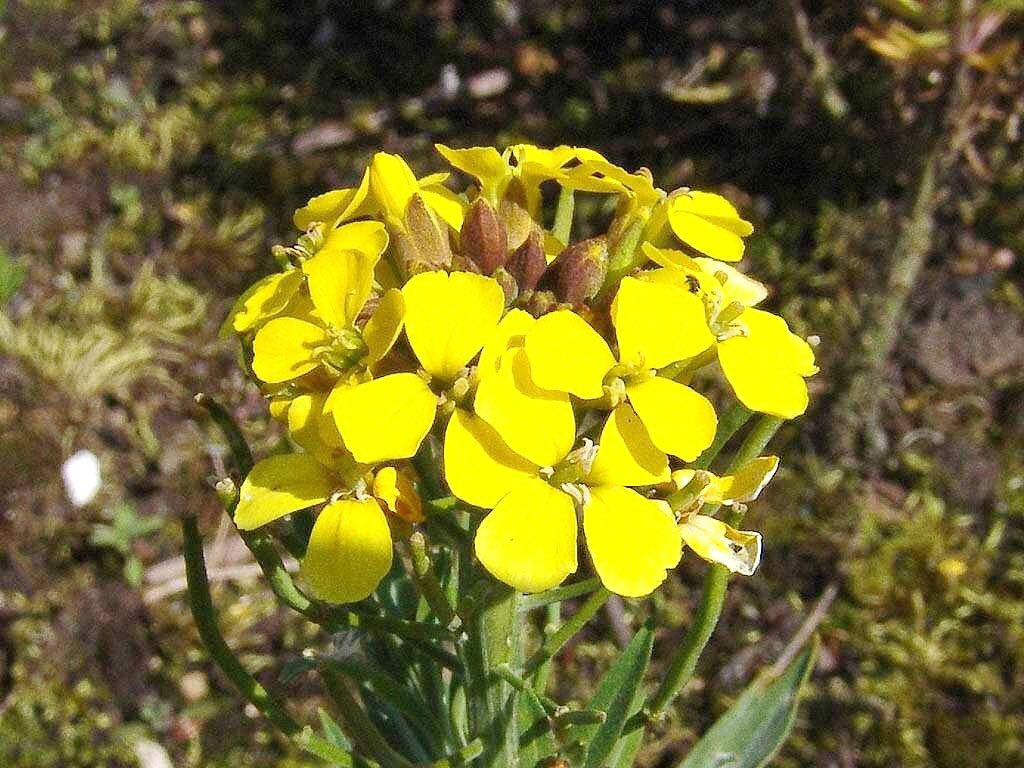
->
[62, 450, 102, 507]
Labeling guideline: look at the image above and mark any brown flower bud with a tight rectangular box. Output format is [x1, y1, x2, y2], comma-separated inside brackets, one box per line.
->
[492, 266, 519, 305]
[403, 193, 452, 268]
[499, 199, 535, 251]
[555, 236, 608, 305]
[460, 198, 508, 274]
[506, 230, 547, 292]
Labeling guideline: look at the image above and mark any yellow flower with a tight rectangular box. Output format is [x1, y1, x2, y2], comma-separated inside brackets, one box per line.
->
[436, 143, 655, 220]
[520, 277, 718, 462]
[639, 245, 817, 419]
[444, 407, 680, 597]
[717, 308, 818, 419]
[667, 457, 777, 576]
[325, 269, 505, 464]
[292, 168, 374, 231]
[667, 191, 754, 262]
[235, 455, 420, 604]
[369, 151, 466, 231]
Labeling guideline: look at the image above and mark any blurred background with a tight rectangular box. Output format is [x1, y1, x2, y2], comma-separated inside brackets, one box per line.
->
[1, 1, 1022, 766]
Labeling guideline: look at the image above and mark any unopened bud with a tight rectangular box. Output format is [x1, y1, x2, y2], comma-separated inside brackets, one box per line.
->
[215, 477, 239, 511]
[499, 199, 535, 251]
[507, 230, 546, 292]
[403, 194, 452, 268]
[493, 266, 519, 305]
[461, 198, 508, 274]
[556, 237, 608, 305]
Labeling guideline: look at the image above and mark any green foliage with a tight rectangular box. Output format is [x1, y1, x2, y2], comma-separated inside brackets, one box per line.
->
[678, 639, 818, 768]
[0, 246, 26, 305]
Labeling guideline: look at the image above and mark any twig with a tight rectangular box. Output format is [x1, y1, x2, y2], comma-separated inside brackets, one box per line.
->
[769, 581, 839, 677]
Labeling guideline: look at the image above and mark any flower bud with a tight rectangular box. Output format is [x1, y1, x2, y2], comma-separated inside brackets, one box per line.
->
[403, 193, 452, 268]
[492, 266, 519, 305]
[499, 199, 535, 251]
[461, 198, 508, 275]
[506, 230, 546, 292]
[555, 236, 608, 305]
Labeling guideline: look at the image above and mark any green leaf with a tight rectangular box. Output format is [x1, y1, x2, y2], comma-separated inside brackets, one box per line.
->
[582, 619, 655, 768]
[298, 724, 354, 767]
[677, 636, 818, 768]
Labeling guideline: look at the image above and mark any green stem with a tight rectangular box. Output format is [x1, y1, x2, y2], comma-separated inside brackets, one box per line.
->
[496, 663, 560, 713]
[181, 515, 299, 736]
[321, 667, 416, 768]
[195, 393, 253, 474]
[523, 587, 610, 676]
[517, 577, 602, 612]
[630, 414, 785, 731]
[552, 187, 575, 245]
[529, 601, 560, 695]
[694, 403, 752, 471]
[408, 532, 458, 628]
[604, 218, 646, 287]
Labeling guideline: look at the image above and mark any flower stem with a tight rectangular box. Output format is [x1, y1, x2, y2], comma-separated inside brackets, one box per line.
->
[552, 187, 575, 245]
[630, 414, 784, 730]
[523, 587, 610, 676]
[181, 514, 299, 736]
[408, 531, 458, 628]
[694, 403, 752, 471]
[604, 218, 646, 287]
[517, 577, 602, 613]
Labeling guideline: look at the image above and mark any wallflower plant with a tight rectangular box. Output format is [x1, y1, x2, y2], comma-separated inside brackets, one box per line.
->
[187, 143, 820, 768]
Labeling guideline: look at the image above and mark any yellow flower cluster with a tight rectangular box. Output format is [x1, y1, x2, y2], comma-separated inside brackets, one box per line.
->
[226, 144, 818, 603]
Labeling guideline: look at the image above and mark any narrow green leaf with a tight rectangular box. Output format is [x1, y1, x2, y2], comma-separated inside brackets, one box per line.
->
[582, 620, 655, 768]
[677, 636, 818, 768]
[299, 725, 355, 767]
[318, 708, 353, 750]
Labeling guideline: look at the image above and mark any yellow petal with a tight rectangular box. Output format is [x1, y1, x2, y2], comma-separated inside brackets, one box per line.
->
[369, 152, 420, 220]
[435, 144, 510, 201]
[680, 515, 761, 575]
[419, 185, 467, 231]
[329, 373, 437, 463]
[300, 499, 394, 603]
[322, 219, 390, 258]
[612, 276, 715, 370]
[712, 456, 780, 504]
[523, 310, 616, 399]
[293, 170, 373, 230]
[477, 308, 536, 380]
[235, 454, 334, 530]
[718, 308, 817, 419]
[303, 250, 377, 330]
[402, 271, 505, 381]
[626, 377, 717, 462]
[475, 479, 578, 593]
[584, 486, 681, 597]
[475, 348, 575, 468]
[225, 270, 303, 336]
[287, 392, 345, 464]
[639, 241, 702, 272]
[694, 257, 767, 307]
[251, 317, 331, 384]
[443, 408, 538, 509]
[362, 288, 406, 366]
[668, 191, 753, 262]
[587, 405, 669, 487]
[373, 466, 424, 523]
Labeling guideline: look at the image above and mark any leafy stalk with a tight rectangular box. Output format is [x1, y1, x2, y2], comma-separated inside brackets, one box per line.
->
[181, 514, 300, 736]
[629, 415, 785, 733]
